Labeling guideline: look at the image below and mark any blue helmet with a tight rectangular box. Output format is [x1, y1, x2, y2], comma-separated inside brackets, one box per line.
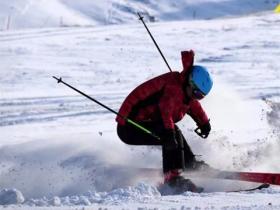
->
[189, 65, 213, 96]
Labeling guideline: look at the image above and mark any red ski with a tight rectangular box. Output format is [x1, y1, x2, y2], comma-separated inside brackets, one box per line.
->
[224, 171, 280, 185]
[182, 169, 280, 185]
[102, 164, 280, 186]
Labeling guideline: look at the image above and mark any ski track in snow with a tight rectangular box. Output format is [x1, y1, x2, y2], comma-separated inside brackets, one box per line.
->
[0, 95, 123, 126]
[0, 7, 280, 210]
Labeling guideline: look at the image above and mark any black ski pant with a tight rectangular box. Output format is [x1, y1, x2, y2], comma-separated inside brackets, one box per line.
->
[117, 122, 196, 173]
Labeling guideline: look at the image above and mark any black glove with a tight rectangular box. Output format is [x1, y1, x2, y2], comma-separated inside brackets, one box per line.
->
[199, 121, 211, 138]
[161, 129, 178, 150]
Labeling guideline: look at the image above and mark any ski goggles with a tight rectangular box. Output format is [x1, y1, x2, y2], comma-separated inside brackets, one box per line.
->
[189, 80, 205, 100]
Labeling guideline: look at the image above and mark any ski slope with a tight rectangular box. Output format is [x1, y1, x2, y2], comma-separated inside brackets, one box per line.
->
[0, 0, 280, 209]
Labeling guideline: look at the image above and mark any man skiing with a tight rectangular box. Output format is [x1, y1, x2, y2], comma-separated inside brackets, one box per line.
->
[116, 50, 213, 193]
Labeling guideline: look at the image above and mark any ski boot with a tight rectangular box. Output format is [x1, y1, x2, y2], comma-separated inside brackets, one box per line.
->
[158, 170, 204, 195]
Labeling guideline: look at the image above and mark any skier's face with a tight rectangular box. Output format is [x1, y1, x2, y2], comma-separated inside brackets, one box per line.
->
[185, 85, 193, 99]
[186, 83, 205, 100]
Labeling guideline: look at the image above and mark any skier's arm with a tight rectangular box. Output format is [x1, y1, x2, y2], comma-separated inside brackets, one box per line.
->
[187, 100, 209, 128]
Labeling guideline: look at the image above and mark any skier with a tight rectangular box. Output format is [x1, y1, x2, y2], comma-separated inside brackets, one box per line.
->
[116, 50, 213, 193]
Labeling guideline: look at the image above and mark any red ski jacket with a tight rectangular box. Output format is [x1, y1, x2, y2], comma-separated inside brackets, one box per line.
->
[116, 50, 209, 130]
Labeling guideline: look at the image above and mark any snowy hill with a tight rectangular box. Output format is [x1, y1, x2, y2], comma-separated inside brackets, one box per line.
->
[0, 0, 278, 30]
[0, 0, 280, 209]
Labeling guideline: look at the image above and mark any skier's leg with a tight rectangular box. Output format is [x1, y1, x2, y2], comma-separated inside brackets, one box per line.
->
[162, 146, 182, 173]
[175, 127, 196, 168]
[162, 126, 196, 173]
[117, 122, 162, 146]
[161, 127, 204, 193]
[177, 129, 210, 170]
[117, 121, 181, 172]
[162, 126, 186, 173]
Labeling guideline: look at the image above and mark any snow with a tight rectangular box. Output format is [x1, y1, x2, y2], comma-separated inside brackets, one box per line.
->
[0, 189, 24, 205]
[0, 0, 280, 209]
[0, 0, 277, 30]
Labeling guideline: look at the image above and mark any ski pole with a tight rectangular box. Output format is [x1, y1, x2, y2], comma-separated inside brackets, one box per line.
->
[52, 76, 160, 140]
[137, 12, 172, 73]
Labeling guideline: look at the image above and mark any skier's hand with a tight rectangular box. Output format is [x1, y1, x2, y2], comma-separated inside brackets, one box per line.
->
[198, 121, 211, 138]
[161, 129, 178, 150]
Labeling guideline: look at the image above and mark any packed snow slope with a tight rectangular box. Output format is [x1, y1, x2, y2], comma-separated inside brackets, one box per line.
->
[0, 0, 278, 30]
[0, 2, 280, 210]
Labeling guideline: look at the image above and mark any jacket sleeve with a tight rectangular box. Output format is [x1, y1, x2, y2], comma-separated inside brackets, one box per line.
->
[187, 100, 209, 126]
